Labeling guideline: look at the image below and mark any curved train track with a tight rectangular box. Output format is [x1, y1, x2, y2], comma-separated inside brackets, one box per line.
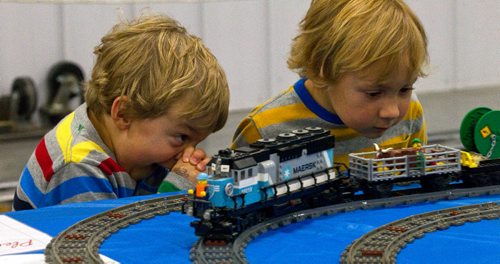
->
[45, 186, 500, 264]
[340, 201, 500, 264]
[191, 185, 500, 263]
[45, 194, 188, 264]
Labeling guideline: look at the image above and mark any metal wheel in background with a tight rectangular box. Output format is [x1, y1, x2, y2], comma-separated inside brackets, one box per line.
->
[46, 61, 85, 105]
[40, 61, 85, 126]
[10, 77, 38, 121]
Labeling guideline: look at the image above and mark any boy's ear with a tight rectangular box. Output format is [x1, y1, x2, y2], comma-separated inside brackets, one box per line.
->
[110, 96, 131, 130]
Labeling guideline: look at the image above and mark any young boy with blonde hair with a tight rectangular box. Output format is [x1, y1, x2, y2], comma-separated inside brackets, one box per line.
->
[13, 13, 229, 210]
[232, 0, 428, 166]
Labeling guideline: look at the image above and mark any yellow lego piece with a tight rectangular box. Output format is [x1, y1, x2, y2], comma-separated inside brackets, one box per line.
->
[480, 126, 491, 138]
[460, 151, 485, 168]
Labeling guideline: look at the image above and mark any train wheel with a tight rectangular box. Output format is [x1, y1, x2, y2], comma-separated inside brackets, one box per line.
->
[420, 174, 451, 191]
[304, 189, 340, 207]
[462, 173, 492, 187]
[362, 182, 393, 198]
[240, 214, 255, 230]
[489, 171, 500, 185]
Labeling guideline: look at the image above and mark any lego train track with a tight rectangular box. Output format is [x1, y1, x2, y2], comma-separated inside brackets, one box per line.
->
[44, 194, 188, 264]
[340, 201, 500, 264]
[44, 186, 500, 264]
[191, 185, 500, 264]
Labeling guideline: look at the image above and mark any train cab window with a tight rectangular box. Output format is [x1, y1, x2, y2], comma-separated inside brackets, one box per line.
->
[248, 168, 253, 177]
[233, 171, 239, 183]
[241, 170, 246, 180]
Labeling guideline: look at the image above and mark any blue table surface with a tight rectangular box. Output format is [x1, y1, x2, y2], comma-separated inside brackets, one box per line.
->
[5, 191, 500, 264]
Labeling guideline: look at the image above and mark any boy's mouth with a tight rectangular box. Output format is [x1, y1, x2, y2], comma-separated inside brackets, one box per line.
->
[374, 127, 389, 132]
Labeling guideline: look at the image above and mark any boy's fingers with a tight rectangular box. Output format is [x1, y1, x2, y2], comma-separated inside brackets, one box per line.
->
[182, 146, 195, 163]
[196, 156, 212, 171]
[189, 148, 207, 165]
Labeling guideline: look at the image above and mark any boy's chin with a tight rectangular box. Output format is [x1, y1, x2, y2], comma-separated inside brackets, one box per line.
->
[155, 163, 172, 170]
[360, 130, 386, 139]
[153, 163, 166, 169]
[158, 160, 178, 170]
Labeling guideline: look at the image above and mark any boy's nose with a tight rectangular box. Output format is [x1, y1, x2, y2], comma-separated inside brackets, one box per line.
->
[379, 101, 400, 120]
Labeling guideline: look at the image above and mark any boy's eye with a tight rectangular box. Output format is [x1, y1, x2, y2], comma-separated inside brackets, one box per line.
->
[365, 91, 382, 97]
[400, 87, 414, 94]
[174, 134, 188, 144]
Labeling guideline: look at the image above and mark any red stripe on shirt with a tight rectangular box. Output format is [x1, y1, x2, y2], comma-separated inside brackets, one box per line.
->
[98, 158, 125, 175]
[35, 138, 54, 182]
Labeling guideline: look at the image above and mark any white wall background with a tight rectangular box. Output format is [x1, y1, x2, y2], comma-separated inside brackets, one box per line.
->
[0, 0, 499, 118]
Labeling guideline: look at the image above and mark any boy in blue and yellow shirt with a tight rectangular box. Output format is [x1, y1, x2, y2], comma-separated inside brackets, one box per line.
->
[232, 0, 428, 166]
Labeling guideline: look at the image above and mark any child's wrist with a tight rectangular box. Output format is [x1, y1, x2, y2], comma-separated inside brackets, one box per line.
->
[160, 171, 195, 192]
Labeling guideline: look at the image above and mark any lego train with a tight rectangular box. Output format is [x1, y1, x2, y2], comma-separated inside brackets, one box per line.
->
[183, 127, 500, 240]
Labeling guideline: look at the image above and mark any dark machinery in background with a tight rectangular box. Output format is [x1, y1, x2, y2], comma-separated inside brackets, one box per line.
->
[39, 61, 85, 126]
[0, 77, 38, 133]
[0, 61, 84, 134]
[11, 77, 38, 122]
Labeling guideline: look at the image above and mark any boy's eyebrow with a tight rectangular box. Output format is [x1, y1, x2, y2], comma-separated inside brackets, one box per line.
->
[377, 77, 415, 87]
[366, 82, 413, 91]
[178, 120, 195, 132]
[181, 121, 203, 137]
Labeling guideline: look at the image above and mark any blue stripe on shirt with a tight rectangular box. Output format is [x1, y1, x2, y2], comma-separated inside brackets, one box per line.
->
[293, 78, 344, 125]
[44, 177, 135, 206]
[19, 166, 44, 208]
[116, 187, 136, 198]
[19, 166, 134, 208]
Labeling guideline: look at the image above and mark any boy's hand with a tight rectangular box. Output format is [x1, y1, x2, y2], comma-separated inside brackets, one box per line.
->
[181, 146, 211, 171]
[171, 146, 211, 184]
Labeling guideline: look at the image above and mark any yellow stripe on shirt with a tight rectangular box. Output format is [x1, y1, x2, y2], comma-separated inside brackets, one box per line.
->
[251, 103, 317, 128]
[56, 112, 105, 163]
[56, 112, 76, 163]
[71, 141, 105, 163]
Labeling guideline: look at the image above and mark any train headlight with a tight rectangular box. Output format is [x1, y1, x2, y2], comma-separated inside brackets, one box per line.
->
[225, 183, 234, 196]
[203, 209, 213, 220]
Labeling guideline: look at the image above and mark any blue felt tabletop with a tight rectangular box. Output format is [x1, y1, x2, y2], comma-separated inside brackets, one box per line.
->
[5, 192, 500, 263]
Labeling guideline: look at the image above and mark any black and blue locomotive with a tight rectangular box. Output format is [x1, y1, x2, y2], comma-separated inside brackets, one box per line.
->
[185, 127, 351, 240]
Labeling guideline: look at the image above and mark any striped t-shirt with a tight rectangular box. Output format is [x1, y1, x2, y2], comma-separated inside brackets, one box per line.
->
[13, 104, 166, 211]
[231, 79, 427, 166]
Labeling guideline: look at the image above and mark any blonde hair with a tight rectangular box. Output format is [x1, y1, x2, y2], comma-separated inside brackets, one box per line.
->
[85, 14, 229, 132]
[288, 0, 428, 87]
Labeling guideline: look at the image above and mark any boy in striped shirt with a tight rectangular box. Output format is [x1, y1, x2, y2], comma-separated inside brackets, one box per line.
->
[232, 0, 429, 166]
[13, 13, 229, 210]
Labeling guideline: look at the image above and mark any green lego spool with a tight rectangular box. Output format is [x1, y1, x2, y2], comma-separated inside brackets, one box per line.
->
[460, 107, 492, 152]
[474, 110, 500, 158]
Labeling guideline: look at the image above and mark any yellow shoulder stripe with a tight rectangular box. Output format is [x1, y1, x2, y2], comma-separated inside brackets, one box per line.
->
[56, 113, 104, 163]
[252, 103, 316, 128]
